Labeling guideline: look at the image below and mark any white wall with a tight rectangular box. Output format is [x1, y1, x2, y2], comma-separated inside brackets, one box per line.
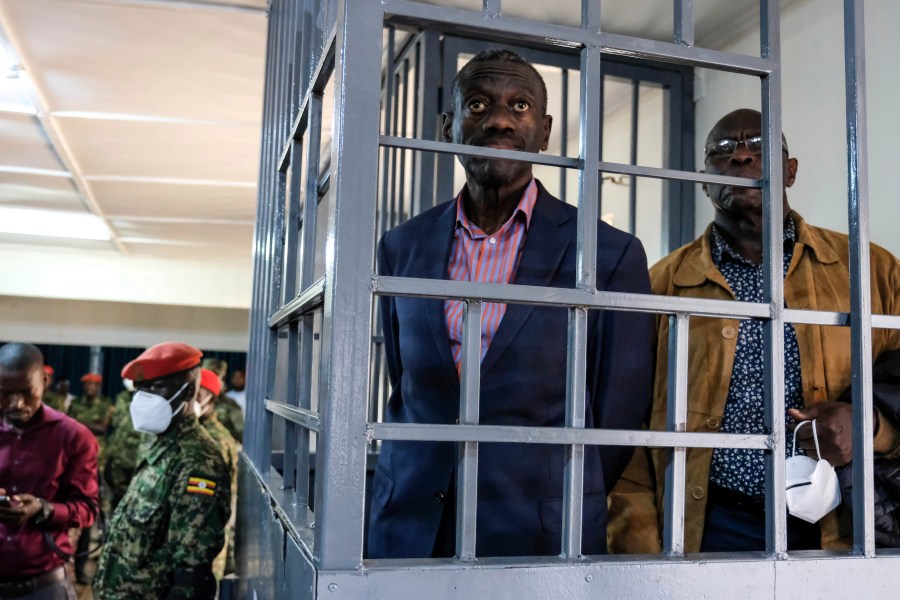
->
[0, 294, 249, 351]
[0, 243, 253, 309]
[694, 0, 900, 256]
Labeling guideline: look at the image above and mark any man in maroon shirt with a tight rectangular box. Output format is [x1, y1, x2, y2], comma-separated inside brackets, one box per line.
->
[0, 342, 99, 599]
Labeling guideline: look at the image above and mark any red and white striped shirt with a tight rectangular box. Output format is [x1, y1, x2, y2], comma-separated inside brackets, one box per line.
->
[445, 179, 538, 374]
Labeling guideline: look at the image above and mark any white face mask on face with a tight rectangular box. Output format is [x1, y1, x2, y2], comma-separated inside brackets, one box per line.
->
[786, 419, 842, 524]
[130, 381, 190, 435]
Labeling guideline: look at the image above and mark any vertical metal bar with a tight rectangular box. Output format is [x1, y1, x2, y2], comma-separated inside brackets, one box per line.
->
[559, 68, 569, 202]
[674, 0, 694, 47]
[844, 0, 876, 557]
[380, 27, 396, 239]
[628, 79, 639, 235]
[456, 301, 482, 561]
[663, 314, 689, 556]
[760, 0, 787, 558]
[398, 60, 411, 221]
[578, 45, 602, 292]
[582, 0, 600, 31]
[413, 30, 441, 213]
[483, 0, 501, 18]
[561, 307, 588, 558]
[314, 0, 382, 569]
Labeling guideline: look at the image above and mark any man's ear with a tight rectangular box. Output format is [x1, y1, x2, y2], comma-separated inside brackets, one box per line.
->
[541, 114, 553, 151]
[700, 168, 709, 197]
[441, 113, 453, 142]
[785, 157, 798, 188]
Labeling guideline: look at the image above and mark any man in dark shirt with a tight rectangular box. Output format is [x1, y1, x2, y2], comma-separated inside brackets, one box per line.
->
[0, 342, 100, 599]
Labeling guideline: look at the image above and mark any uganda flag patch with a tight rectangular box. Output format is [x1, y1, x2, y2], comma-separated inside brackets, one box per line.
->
[186, 476, 217, 496]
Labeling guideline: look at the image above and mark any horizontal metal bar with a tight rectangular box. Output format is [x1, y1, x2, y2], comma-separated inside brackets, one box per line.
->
[380, 135, 759, 188]
[600, 32, 770, 75]
[268, 276, 326, 328]
[381, 0, 772, 75]
[873, 314, 900, 331]
[373, 275, 771, 319]
[598, 161, 759, 189]
[379, 135, 580, 169]
[265, 399, 321, 433]
[783, 308, 850, 326]
[370, 422, 769, 450]
[278, 101, 307, 174]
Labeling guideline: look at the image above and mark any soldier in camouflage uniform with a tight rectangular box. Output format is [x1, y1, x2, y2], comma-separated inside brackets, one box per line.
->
[196, 368, 239, 578]
[68, 371, 114, 584]
[68, 372, 114, 461]
[40, 364, 67, 411]
[93, 342, 231, 600]
[202, 358, 244, 441]
[103, 381, 148, 510]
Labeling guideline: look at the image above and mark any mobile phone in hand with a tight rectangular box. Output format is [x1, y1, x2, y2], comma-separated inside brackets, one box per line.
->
[0, 495, 11, 507]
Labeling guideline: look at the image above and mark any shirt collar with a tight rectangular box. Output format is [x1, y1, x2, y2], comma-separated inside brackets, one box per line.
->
[710, 215, 797, 268]
[455, 178, 539, 236]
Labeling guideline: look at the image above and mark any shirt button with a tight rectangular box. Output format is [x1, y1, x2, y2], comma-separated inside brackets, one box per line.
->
[706, 417, 721, 430]
[488, 237, 496, 245]
[691, 486, 705, 500]
[722, 326, 736, 339]
[435, 490, 446, 503]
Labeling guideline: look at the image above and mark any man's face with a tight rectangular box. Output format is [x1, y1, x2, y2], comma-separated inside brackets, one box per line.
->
[83, 381, 100, 398]
[443, 60, 552, 189]
[231, 370, 245, 391]
[135, 372, 194, 406]
[0, 365, 47, 425]
[703, 110, 798, 225]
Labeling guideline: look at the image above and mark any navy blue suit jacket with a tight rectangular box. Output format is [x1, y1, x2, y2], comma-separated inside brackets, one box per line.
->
[368, 181, 654, 558]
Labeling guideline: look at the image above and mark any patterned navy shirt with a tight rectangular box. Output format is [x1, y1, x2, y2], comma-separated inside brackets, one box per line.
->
[708, 218, 804, 497]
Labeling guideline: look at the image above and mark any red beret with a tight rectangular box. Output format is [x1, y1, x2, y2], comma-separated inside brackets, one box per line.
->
[199, 368, 221, 396]
[43, 365, 54, 375]
[81, 373, 102, 383]
[121, 342, 203, 383]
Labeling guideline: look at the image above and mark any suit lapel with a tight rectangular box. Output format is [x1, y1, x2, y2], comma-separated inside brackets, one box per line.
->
[480, 188, 572, 376]
[417, 201, 459, 380]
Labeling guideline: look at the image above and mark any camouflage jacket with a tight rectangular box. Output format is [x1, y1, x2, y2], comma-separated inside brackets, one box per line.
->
[41, 390, 67, 412]
[215, 393, 243, 442]
[200, 411, 239, 578]
[68, 394, 114, 461]
[93, 414, 232, 600]
[104, 391, 147, 503]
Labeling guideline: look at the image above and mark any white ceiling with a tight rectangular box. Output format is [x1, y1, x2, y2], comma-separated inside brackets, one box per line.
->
[0, 0, 267, 260]
[0, 0, 776, 306]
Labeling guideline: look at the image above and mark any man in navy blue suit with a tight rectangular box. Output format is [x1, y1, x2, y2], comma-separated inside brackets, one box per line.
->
[368, 49, 654, 559]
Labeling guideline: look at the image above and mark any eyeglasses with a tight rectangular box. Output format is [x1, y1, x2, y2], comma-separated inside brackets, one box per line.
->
[705, 135, 765, 158]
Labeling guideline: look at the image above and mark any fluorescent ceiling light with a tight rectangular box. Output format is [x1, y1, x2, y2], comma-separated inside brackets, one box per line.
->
[0, 207, 111, 241]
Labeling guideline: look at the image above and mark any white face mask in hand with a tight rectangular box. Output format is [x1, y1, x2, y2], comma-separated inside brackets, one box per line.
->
[130, 381, 190, 435]
[786, 419, 842, 524]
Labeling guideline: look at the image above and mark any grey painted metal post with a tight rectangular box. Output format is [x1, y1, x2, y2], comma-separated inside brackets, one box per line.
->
[760, 0, 788, 557]
[663, 313, 689, 556]
[456, 301, 482, 560]
[562, 307, 588, 557]
[844, 0, 876, 556]
[313, 0, 382, 569]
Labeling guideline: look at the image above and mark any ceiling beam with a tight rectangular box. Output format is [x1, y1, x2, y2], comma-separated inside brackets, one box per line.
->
[0, 10, 129, 254]
[75, 0, 266, 15]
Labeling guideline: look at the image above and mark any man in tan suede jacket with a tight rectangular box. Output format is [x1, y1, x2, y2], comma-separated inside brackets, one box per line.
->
[608, 109, 900, 553]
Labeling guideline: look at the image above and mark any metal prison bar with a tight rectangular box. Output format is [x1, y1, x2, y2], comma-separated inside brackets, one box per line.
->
[238, 0, 900, 598]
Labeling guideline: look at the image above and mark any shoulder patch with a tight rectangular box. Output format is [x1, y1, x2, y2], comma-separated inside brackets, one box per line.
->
[186, 476, 217, 496]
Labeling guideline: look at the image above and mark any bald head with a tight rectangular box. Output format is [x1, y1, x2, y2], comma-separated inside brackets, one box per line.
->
[706, 108, 790, 155]
[0, 343, 47, 424]
[0, 343, 44, 373]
